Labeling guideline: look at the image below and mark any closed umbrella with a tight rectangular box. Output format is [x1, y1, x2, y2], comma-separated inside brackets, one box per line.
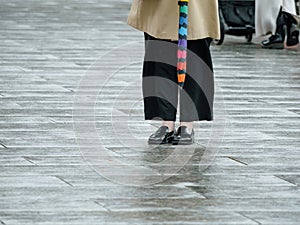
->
[177, 0, 189, 88]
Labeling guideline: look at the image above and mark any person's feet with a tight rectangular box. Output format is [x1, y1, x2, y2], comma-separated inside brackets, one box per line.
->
[162, 121, 175, 132]
[284, 11, 299, 50]
[286, 22, 299, 49]
[172, 126, 194, 145]
[148, 122, 194, 145]
[261, 34, 284, 49]
[179, 122, 193, 130]
[148, 126, 174, 145]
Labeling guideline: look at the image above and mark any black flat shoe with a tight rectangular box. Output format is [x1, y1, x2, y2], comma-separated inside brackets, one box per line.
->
[261, 34, 284, 49]
[148, 126, 174, 145]
[172, 126, 194, 145]
[262, 6, 286, 49]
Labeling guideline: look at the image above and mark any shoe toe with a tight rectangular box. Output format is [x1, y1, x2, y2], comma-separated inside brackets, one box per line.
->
[172, 126, 194, 145]
[148, 126, 174, 144]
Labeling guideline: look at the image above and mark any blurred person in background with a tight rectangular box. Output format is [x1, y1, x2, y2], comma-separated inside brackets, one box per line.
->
[256, 0, 299, 49]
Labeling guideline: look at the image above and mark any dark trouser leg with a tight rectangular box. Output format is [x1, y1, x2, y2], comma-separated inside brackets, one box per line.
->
[142, 33, 178, 121]
[180, 38, 214, 122]
[142, 34, 214, 122]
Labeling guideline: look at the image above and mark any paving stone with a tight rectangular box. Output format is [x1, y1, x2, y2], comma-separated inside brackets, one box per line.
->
[0, 0, 300, 224]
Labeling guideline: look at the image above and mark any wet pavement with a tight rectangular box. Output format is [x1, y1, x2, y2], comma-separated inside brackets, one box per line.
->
[0, 0, 300, 224]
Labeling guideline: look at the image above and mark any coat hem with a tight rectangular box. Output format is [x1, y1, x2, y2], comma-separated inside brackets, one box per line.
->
[127, 21, 220, 41]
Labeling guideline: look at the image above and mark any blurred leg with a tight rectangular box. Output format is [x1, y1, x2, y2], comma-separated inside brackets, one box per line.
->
[261, 6, 287, 48]
[255, 0, 282, 37]
[282, 0, 297, 14]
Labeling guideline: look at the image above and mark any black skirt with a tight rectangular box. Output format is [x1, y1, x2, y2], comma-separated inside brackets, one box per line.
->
[142, 33, 214, 122]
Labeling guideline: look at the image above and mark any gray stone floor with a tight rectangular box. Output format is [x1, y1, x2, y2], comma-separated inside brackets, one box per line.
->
[1, 0, 300, 224]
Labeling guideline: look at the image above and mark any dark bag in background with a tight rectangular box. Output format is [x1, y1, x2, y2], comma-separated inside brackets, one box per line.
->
[221, 0, 255, 27]
[215, 0, 255, 45]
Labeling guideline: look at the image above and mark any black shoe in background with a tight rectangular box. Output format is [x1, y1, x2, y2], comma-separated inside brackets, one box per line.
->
[286, 15, 299, 48]
[261, 34, 285, 49]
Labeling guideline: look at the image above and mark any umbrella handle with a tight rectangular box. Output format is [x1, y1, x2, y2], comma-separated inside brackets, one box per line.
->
[178, 0, 189, 4]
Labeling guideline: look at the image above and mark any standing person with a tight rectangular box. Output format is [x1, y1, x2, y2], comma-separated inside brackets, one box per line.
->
[127, 0, 220, 145]
[256, 0, 299, 49]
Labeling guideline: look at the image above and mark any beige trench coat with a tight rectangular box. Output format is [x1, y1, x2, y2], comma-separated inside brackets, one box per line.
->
[127, 0, 220, 40]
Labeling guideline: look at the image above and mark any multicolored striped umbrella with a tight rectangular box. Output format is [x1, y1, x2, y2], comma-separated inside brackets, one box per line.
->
[177, 0, 189, 88]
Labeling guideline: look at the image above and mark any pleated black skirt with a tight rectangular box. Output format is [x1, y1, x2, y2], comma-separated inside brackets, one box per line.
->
[142, 33, 214, 122]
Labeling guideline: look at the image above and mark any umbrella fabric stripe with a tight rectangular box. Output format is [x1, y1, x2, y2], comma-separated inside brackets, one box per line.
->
[178, 39, 187, 46]
[178, 35, 187, 40]
[177, 62, 187, 70]
[180, 5, 188, 14]
[178, 74, 186, 83]
[179, 17, 188, 26]
[179, 27, 188, 36]
[177, 49, 187, 58]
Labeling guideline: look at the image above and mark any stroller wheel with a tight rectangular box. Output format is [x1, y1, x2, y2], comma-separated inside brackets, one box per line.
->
[245, 33, 253, 43]
[214, 34, 224, 45]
